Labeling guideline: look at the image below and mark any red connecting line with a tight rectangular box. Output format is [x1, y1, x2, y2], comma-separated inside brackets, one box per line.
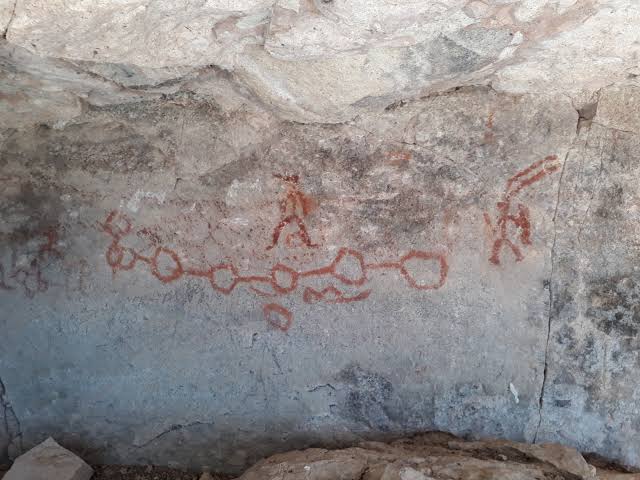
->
[101, 211, 448, 331]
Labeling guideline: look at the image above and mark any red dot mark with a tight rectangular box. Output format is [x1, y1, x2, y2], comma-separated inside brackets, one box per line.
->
[263, 303, 293, 332]
[386, 150, 412, 166]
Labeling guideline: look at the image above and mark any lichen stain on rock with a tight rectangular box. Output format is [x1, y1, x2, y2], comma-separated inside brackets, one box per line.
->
[586, 276, 640, 338]
[1, 181, 64, 233]
[594, 184, 625, 221]
[0, 224, 64, 299]
[2, 122, 172, 174]
[335, 364, 399, 432]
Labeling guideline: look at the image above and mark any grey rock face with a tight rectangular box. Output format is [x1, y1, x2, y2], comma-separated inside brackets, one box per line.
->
[0, 81, 578, 470]
[0, 0, 639, 475]
[3, 437, 93, 480]
[536, 84, 640, 468]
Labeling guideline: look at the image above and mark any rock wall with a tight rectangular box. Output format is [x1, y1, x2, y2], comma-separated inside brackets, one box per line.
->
[0, 0, 639, 474]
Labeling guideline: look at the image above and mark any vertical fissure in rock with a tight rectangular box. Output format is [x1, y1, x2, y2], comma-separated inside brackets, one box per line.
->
[2, 0, 18, 39]
[0, 376, 23, 461]
[534, 148, 569, 441]
[534, 104, 588, 442]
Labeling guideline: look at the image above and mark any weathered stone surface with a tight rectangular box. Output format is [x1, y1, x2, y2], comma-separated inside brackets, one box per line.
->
[0, 80, 579, 471]
[0, 42, 169, 129]
[596, 471, 640, 480]
[235, 433, 599, 480]
[3, 437, 93, 480]
[0, 378, 21, 463]
[3, 1, 640, 122]
[536, 82, 640, 468]
[0, 0, 639, 475]
[0, 1, 15, 37]
[6, 0, 271, 69]
[446, 438, 597, 480]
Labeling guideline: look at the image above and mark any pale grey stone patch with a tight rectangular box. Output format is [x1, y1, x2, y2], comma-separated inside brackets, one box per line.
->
[3, 437, 93, 480]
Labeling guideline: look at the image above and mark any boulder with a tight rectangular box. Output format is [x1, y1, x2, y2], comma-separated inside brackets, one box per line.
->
[3, 437, 93, 480]
[236, 433, 603, 480]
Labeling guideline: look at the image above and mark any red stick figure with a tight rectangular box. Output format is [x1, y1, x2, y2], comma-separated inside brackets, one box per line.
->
[485, 155, 559, 265]
[267, 174, 318, 250]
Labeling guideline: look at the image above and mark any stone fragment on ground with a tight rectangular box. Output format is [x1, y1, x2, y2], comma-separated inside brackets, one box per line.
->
[596, 471, 640, 480]
[234, 433, 622, 480]
[90, 464, 226, 480]
[3, 437, 93, 480]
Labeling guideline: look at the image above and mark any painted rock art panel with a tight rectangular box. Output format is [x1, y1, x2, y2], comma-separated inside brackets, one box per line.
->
[0, 86, 590, 472]
[99, 171, 449, 331]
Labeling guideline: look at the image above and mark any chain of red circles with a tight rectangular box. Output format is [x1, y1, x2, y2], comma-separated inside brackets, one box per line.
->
[101, 211, 448, 330]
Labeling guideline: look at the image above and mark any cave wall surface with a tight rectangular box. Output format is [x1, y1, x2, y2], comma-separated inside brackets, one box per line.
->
[0, 0, 639, 474]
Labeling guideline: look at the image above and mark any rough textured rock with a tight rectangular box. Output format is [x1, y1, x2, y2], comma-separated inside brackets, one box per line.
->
[596, 471, 640, 480]
[235, 433, 601, 480]
[3, 437, 93, 480]
[535, 84, 640, 467]
[4, 0, 640, 122]
[0, 378, 21, 462]
[1, 0, 640, 475]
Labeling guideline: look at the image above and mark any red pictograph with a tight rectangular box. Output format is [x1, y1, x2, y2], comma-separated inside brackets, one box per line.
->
[0, 227, 62, 298]
[267, 174, 318, 250]
[263, 303, 293, 332]
[484, 155, 560, 265]
[101, 207, 448, 332]
[302, 286, 372, 304]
